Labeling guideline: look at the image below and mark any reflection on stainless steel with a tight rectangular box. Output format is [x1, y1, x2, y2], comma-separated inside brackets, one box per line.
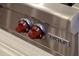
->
[0, 28, 52, 56]
[72, 3, 79, 56]
[0, 3, 78, 56]
[72, 3, 79, 9]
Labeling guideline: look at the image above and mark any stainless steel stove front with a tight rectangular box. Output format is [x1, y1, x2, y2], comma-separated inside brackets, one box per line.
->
[0, 3, 78, 56]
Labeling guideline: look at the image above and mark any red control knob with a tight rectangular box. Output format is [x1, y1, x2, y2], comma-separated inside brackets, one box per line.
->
[16, 18, 33, 33]
[28, 23, 46, 39]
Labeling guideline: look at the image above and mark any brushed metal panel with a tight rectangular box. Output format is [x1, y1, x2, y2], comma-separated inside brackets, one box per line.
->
[0, 28, 52, 56]
[0, 3, 78, 56]
[72, 3, 79, 9]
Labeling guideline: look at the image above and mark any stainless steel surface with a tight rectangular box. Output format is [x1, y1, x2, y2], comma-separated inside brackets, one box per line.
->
[72, 3, 79, 56]
[0, 28, 52, 56]
[0, 3, 78, 56]
[72, 4, 79, 34]
[72, 3, 79, 9]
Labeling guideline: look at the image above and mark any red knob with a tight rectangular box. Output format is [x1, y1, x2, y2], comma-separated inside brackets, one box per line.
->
[28, 24, 46, 39]
[16, 18, 33, 33]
